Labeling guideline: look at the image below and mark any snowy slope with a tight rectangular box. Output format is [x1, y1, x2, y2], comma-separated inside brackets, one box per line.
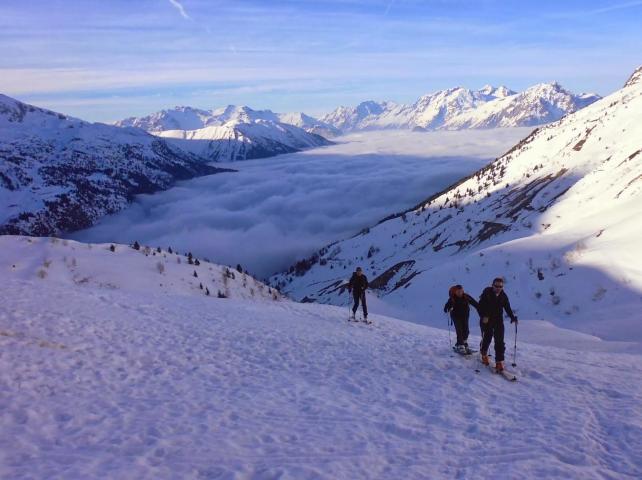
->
[1, 246, 641, 479]
[321, 83, 599, 133]
[0, 94, 230, 236]
[272, 67, 642, 342]
[117, 105, 333, 162]
[0, 235, 283, 302]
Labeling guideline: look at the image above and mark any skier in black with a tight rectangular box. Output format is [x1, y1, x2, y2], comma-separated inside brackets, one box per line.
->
[444, 284, 480, 354]
[348, 267, 368, 320]
[478, 277, 518, 372]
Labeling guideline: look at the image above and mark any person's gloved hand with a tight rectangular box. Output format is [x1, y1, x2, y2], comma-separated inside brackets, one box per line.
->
[510, 316, 518, 324]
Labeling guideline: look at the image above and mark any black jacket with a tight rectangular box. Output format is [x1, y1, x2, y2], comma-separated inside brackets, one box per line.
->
[348, 273, 368, 295]
[444, 294, 480, 319]
[478, 287, 516, 322]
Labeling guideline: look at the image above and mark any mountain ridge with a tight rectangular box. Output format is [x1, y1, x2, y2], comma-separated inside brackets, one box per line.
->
[0, 94, 231, 236]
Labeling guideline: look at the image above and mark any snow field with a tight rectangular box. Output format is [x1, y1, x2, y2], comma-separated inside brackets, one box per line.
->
[0, 235, 281, 303]
[1, 274, 641, 479]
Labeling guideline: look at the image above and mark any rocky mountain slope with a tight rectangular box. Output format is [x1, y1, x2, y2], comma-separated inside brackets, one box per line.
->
[0, 95, 230, 236]
[321, 83, 600, 132]
[117, 105, 334, 162]
[272, 67, 642, 341]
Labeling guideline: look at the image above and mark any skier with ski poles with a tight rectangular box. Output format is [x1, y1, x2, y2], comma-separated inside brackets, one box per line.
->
[348, 267, 368, 321]
[444, 284, 481, 355]
[478, 277, 518, 373]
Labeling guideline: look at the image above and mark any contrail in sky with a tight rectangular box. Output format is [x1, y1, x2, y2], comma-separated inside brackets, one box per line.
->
[169, 0, 191, 20]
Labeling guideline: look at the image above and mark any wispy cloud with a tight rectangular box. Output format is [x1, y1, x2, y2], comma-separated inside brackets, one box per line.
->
[384, 0, 396, 16]
[1, 0, 640, 120]
[168, 0, 191, 20]
[549, 0, 642, 18]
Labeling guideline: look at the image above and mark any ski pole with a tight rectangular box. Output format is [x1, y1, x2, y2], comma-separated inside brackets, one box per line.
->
[347, 289, 351, 321]
[446, 312, 452, 348]
[512, 321, 518, 367]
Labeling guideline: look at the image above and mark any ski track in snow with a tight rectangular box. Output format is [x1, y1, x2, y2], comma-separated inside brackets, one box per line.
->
[1, 279, 641, 479]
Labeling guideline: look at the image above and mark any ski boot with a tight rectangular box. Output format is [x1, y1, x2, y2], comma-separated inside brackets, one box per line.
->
[481, 353, 490, 366]
[495, 361, 504, 373]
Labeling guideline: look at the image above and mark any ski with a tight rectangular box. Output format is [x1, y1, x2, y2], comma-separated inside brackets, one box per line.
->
[479, 358, 517, 381]
[452, 346, 477, 356]
[348, 316, 372, 325]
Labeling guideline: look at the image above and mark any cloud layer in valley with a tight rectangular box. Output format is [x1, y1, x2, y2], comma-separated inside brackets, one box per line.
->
[72, 129, 532, 278]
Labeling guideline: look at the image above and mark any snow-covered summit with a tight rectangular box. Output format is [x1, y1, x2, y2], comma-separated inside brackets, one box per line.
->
[479, 84, 515, 97]
[272, 67, 642, 342]
[117, 105, 333, 162]
[320, 82, 601, 133]
[0, 94, 229, 236]
[319, 100, 398, 131]
[116, 106, 212, 132]
[447, 82, 601, 129]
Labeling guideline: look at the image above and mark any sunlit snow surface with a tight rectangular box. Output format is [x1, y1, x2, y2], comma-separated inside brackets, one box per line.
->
[72, 129, 531, 277]
[1, 237, 641, 479]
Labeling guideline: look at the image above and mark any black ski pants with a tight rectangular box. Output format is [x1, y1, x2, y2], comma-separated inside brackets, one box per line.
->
[352, 291, 367, 318]
[480, 318, 505, 362]
[451, 314, 469, 346]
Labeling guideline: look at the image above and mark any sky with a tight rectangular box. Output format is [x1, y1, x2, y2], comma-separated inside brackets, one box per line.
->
[71, 129, 530, 278]
[1, 0, 641, 122]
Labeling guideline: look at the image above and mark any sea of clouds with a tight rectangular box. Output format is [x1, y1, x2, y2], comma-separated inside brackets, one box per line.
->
[72, 129, 532, 278]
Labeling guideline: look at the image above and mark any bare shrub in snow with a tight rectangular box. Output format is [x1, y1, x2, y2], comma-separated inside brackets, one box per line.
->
[156, 262, 165, 274]
[43, 259, 52, 268]
[37, 269, 47, 279]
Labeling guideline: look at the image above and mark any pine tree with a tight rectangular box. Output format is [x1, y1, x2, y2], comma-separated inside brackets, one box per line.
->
[156, 247, 161, 253]
[199, 282, 203, 290]
[194, 259, 200, 266]
[109, 244, 115, 252]
[236, 264, 243, 273]
[193, 270, 198, 278]
[218, 290, 226, 298]
[168, 247, 173, 254]
[133, 241, 140, 250]
[205, 287, 210, 296]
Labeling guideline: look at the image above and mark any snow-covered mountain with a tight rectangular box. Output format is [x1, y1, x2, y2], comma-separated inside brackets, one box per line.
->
[321, 83, 600, 132]
[2, 234, 641, 479]
[117, 105, 333, 162]
[319, 100, 399, 132]
[272, 67, 642, 342]
[276, 111, 342, 138]
[446, 82, 600, 129]
[0, 94, 231, 236]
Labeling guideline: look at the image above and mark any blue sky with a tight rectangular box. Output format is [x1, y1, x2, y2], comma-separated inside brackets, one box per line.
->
[1, 0, 641, 121]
